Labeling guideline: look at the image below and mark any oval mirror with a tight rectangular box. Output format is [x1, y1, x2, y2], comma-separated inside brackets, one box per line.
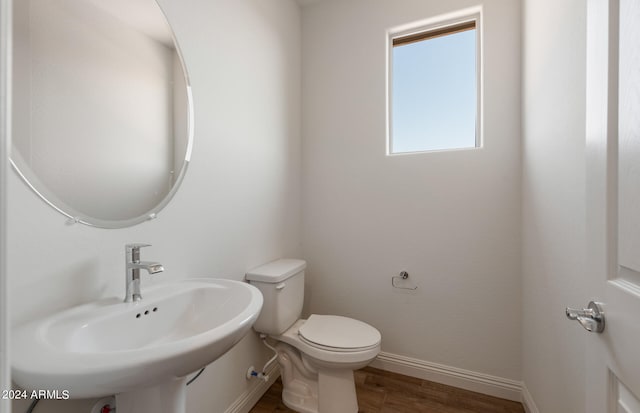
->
[11, 0, 193, 228]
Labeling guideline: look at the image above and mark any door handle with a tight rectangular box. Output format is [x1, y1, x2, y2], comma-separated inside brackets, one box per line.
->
[565, 301, 605, 333]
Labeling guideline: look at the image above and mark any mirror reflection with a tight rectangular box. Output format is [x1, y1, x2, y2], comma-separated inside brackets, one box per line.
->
[12, 0, 192, 227]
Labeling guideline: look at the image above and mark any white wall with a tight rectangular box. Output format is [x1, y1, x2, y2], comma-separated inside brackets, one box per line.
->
[8, 0, 301, 412]
[521, 0, 587, 412]
[301, 0, 522, 383]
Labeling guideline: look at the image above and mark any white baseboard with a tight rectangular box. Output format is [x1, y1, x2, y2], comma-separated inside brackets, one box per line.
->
[521, 383, 540, 413]
[224, 362, 280, 413]
[370, 351, 523, 402]
[224, 352, 539, 412]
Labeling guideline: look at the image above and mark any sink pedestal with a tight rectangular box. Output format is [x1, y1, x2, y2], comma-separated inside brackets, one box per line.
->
[116, 377, 188, 413]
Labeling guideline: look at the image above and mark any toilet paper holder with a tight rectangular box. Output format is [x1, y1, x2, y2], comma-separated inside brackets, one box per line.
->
[391, 271, 418, 290]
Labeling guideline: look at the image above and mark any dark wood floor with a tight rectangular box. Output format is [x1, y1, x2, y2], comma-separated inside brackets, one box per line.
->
[249, 367, 525, 413]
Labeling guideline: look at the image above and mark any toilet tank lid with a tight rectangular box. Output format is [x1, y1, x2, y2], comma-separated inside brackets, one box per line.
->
[245, 259, 307, 283]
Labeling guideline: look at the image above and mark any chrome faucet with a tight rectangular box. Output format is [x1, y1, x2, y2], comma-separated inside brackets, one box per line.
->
[125, 243, 164, 303]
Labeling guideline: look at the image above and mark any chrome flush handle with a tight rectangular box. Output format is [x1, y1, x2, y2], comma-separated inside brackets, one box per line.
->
[565, 301, 605, 333]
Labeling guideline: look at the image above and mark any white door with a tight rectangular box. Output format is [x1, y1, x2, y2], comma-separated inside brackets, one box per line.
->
[581, 0, 640, 411]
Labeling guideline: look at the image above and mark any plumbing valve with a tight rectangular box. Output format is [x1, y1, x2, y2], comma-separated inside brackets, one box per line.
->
[100, 405, 115, 413]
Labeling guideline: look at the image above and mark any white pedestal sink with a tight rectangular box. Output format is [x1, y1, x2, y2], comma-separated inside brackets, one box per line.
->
[11, 279, 263, 413]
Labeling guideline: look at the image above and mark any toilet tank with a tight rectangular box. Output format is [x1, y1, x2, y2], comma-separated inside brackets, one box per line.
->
[245, 259, 306, 336]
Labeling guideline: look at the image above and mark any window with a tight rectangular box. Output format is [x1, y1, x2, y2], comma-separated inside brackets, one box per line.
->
[388, 17, 480, 154]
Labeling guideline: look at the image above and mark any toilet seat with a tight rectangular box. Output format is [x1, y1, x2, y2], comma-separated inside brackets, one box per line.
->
[298, 315, 381, 352]
[275, 319, 381, 366]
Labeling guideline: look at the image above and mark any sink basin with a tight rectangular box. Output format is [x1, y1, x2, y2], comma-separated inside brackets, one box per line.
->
[12, 278, 263, 412]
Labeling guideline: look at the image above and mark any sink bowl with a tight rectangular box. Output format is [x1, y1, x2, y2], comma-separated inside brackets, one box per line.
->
[12, 278, 263, 411]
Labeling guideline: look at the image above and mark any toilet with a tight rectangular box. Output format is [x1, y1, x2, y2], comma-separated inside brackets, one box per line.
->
[246, 259, 381, 413]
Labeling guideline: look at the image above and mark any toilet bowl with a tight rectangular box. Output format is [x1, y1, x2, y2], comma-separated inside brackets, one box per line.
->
[246, 259, 381, 413]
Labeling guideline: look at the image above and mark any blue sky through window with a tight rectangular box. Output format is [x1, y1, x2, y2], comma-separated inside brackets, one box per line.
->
[391, 28, 477, 153]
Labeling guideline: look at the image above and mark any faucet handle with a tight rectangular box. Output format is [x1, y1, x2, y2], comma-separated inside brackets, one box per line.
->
[125, 243, 152, 253]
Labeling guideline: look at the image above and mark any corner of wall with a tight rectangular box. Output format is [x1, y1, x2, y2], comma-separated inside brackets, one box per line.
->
[521, 383, 540, 413]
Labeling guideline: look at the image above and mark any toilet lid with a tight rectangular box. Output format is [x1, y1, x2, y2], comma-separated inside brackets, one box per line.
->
[298, 315, 381, 350]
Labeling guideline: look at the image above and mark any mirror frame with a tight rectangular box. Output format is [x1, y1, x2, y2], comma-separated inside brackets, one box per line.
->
[10, 1, 194, 229]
